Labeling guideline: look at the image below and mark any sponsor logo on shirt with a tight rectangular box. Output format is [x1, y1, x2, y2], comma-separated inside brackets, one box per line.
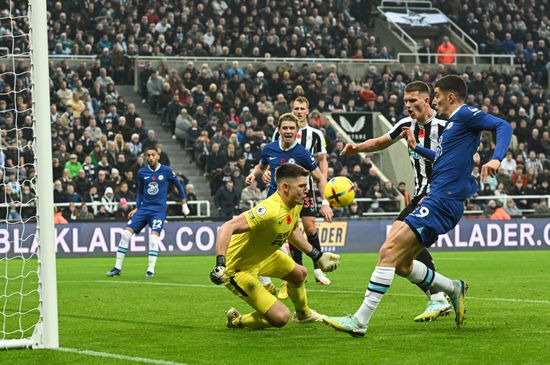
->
[147, 182, 159, 195]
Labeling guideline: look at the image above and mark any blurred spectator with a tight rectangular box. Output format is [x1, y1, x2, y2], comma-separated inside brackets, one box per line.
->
[504, 199, 522, 218]
[239, 179, 262, 211]
[437, 36, 457, 64]
[214, 180, 239, 218]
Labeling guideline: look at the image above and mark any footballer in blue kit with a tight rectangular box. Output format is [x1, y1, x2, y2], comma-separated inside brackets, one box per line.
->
[324, 75, 513, 337]
[107, 147, 189, 278]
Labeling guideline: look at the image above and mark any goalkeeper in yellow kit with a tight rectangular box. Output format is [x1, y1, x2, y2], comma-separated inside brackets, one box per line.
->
[210, 163, 340, 328]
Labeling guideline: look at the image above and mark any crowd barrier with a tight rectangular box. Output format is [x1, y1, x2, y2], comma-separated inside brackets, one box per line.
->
[3, 218, 550, 257]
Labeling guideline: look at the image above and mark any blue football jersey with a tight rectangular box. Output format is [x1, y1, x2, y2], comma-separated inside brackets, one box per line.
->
[260, 140, 318, 196]
[135, 164, 186, 209]
[428, 105, 512, 201]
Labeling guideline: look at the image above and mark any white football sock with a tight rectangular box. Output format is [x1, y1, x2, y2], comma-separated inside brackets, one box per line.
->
[407, 260, 454, 295]
[147, 234, 160, 273]
[354, 266, 395, 325]
[115, 230, 133, 270]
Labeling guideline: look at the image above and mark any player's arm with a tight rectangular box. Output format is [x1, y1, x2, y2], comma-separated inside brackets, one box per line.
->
[245, 162, 267, 185]
[287, 227, 340, 272]
[170, 169, 190, 216]
[210, 214, 250, 284]
[475, 114, 513, 182]
[131, 174, 144, 218]
[317, 152, 328, 178]
[341, 135, 394, 155]
[311, 167, 333, 222]
[402, 127, 436, 161]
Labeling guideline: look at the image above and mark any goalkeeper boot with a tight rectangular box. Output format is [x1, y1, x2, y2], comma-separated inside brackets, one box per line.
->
[277, 281, 289, 300]
[413, 298, 452, 322]
[293, 309, 326, 323]
[226, 308, 242, 328]
[106, 267, 121, 277]
[450, 280, 467, 327]
[323, 314, 368, 338]
[263, 282, 277, 296]
[146, 271, 155, 278]
[314, 269, 331, 285]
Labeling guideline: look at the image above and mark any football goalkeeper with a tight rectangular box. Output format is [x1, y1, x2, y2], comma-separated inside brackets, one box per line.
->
[210, 163, 340, 329]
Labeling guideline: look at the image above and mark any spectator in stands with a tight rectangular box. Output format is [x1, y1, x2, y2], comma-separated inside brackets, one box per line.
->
[504, 198, 522, 218]
[239, 179, 262, 212]
[437, 36, 457, 64]
[146, 71, 163, 114]
[214, 180, 239, 218]
[64, 154, 82, 179]
[205, 143, 227, 176]
[418, 38, 435, 63]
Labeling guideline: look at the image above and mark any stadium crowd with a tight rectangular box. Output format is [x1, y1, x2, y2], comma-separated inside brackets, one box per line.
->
[0, 0, 549, 220]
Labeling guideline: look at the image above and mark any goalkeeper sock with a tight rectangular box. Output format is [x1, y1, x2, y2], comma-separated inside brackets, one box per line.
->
[236, 311, 272, 329]
[354, 266, 395, 325]
[287, 281, 311, 317]
[307, 232, 321, 269]
[406, 260, 454, 295]
[147, 234, 160, 273]
[115, 230, 133, 270]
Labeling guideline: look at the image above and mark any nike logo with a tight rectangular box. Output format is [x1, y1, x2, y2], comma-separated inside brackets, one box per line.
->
[278, 220, 283, 224]
[269, 157, 277, 160]
[144, 176, 150, 180]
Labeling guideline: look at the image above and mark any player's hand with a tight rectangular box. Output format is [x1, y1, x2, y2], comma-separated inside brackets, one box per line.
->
[481, 159, 500, 182]
[341, 143, 359, 155]
[245, 173, 256, 185]
[262, 169, 272, 184]
[401, 127, 416, 149]
[317, 252, 340, 272]
[128, 208, 137, 218]
[320, 201, 333, 223]
[210, 266, 227, 285]
[182, 203, 190, 216]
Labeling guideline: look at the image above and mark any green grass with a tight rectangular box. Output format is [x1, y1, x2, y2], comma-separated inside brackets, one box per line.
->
[1, 251, 550, 364]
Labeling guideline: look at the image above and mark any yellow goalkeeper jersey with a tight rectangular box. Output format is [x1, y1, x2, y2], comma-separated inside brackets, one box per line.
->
[226, 192, 302, 275]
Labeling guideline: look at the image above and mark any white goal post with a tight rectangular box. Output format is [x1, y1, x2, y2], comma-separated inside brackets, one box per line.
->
[0, 0, 58, 350]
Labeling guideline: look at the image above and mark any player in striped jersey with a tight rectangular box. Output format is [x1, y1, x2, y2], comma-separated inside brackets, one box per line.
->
[271, 96, 333, 287]
[340, 81, 451, 322]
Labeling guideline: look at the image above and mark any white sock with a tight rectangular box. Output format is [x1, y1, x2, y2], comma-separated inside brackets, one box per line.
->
[147, 235, 160, 273]
[407, 260, 454, 295]
[430, 292, 447, 301]
[259, 276, 272, 286]
[115, 230, 133, 270]
[314, 268, 324, 277]
[354, 266, 395, 325]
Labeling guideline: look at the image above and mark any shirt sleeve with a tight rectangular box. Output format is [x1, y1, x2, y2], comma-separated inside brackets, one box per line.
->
[259, 148, 268, 166]
[135, 172, 144, 208]
[386, 119, 411, 141]
[469, 111, 513, 161]
[244, 203, 276, 231]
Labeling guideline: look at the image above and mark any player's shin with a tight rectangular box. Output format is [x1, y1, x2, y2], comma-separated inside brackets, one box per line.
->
[287, 280, 310, 316]
[115, 230, 133, 270]
[406, 260, 454, 295]
[236, 311, 272, 329]
[147, 234, 160, 274]
[354, 267, 395, 325]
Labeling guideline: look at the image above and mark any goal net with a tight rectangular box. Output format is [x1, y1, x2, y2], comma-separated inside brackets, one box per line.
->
[0, 0, 58, 350]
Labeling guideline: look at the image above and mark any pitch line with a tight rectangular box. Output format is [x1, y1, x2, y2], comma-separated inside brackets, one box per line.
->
[61, 280, 550, 305]
[56, 347, 189, 365]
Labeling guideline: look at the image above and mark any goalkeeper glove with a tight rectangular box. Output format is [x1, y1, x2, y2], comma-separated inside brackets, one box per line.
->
[210, 255, 227, 285]
[307, 247, 340, 272]
[182, 203, 190, 216]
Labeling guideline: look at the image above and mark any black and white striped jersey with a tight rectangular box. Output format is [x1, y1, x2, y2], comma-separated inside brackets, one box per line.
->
[386, 112, 447, 197]
[272, 125, 327, 192]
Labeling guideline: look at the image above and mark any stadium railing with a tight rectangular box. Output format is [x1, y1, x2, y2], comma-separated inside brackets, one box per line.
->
[397, 52, 515, 65]
[1, 200, 211, 218]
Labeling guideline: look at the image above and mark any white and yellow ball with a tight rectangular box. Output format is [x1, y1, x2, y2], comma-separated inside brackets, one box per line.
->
[325, 177, 356, 208]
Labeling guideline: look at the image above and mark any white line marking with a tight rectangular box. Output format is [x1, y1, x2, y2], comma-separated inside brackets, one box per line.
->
[56, 347, 189, 365]
[58, 280, 550, 305]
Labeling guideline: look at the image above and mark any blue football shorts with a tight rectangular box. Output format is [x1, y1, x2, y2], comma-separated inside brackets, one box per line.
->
[127, 207, 166, 234]
[403, 196, 464, 247]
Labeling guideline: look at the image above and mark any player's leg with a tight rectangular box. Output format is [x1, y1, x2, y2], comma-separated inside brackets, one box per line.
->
[146, 214, 166, 277]
[107, 215, 142, 276]
[301, 215, 331, 285]
[225, 270, 290, 329]
[261, 250, 324, 323]
[396, 198, 451, 321]
[402, 198, 467, 327]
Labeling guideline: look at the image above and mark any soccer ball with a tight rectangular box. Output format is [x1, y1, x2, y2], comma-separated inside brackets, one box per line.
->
[324, 177, 356, 208]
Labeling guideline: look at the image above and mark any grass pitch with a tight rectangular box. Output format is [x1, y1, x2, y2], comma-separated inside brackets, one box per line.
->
[2, 251, 550, 364]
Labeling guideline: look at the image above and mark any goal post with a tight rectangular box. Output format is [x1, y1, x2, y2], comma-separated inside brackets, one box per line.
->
[30, 0, 59, 349]
[0, 0, 58, 350]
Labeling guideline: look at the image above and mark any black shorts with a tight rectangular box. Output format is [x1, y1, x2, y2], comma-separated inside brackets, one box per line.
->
[396, 194, 426, 222]
[300, 189, 317, 217]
